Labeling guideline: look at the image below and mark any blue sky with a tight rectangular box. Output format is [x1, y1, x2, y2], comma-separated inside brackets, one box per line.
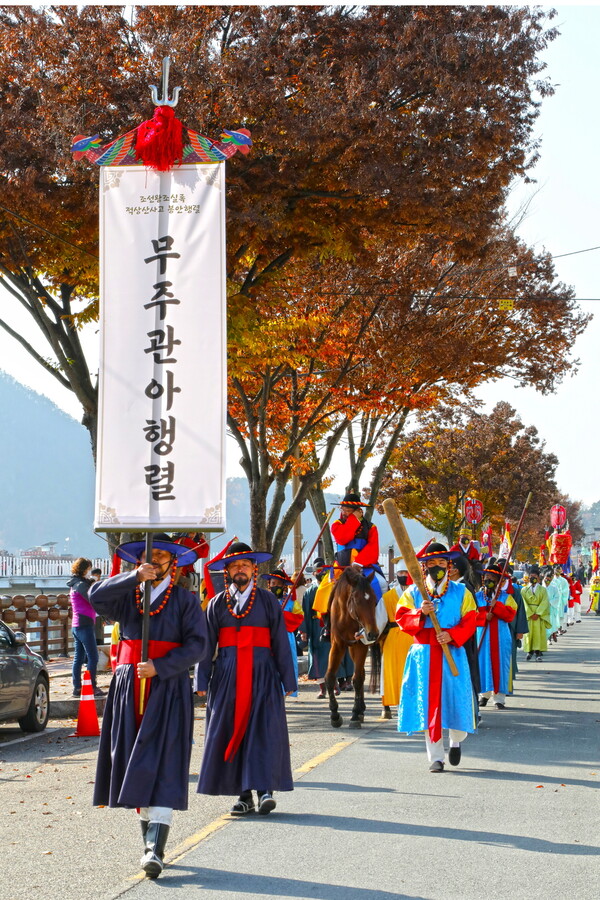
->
[1, 4, 599, 503]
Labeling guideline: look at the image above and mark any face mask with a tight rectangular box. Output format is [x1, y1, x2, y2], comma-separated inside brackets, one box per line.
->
[484, 579, 497, 592]
[427, 565, 447, 583]
[530, 578, 538, 585]
[398, 575, 408, 587]
[271, 584, 285, 597]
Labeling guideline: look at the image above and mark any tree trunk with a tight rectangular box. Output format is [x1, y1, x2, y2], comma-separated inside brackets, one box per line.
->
[307, 483, 335, 563]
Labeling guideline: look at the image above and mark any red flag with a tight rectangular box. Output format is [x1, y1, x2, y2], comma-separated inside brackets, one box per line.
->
[201, 537, 237, 608]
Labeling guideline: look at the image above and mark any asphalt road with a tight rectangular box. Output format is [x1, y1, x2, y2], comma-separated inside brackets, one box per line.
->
[2, 613, 598, 900]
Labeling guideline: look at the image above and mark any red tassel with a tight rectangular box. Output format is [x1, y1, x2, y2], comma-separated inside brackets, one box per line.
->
[135, 105, 183, 172]
[110, 552, 122, 577]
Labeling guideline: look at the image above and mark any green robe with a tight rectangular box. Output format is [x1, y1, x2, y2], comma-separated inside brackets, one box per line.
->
[521, 584, 551, 652]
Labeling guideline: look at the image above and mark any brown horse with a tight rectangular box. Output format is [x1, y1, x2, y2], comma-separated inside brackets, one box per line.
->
[324, 566, 382, 728]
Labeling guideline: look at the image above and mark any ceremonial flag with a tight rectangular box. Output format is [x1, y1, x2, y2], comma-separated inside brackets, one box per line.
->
[200, 537, 237, 609]
[481, 525, 493, 558]
[95, 164, 226, 533]
[498, 522, 512, 560]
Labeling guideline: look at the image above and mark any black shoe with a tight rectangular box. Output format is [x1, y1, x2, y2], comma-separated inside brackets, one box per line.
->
[141, 822, 169, 879]
[72, 689, 81, 698]
[448, 746, 461, 767]
[526, 653, 533, 660]
[230, 794, 255, 816]
[535, 653, 543, 661]
[429, 760, 444, 773]
[478, 696, 489, 708]
[494, 702, 506, 710]
[257, 792, 276, 815]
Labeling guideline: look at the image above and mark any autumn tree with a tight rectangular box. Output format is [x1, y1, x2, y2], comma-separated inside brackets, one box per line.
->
[378, 402, 576, 554]
[0, 5, 584, 557]
[0, 4, 559, 450]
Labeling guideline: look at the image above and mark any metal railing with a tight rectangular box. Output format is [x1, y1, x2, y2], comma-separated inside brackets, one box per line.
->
[0, 557, 111, 578]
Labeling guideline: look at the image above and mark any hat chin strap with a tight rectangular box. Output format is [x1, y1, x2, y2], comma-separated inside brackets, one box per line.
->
[152, 557, 176, 584]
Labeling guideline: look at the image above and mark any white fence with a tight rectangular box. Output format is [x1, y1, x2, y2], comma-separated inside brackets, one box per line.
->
[0, 557, 112, 578]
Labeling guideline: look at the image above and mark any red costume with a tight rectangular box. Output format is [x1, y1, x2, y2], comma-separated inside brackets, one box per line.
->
[331, 513, 379, 567]
[450, 541, 481, 562]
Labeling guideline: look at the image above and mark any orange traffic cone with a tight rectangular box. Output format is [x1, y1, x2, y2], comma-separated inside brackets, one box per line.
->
[75, 670, 100, 737]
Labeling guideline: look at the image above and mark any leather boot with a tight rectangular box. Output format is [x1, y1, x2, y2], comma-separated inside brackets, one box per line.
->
[140, 819, 149, 845]
[141, 822, 170, 878]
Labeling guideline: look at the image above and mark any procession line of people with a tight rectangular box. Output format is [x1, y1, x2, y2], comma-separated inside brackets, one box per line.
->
[86, 503, 594, 879]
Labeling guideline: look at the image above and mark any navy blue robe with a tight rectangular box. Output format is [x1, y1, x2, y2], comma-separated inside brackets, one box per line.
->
[90, 571, 208, 810]
[194, 586, 296, 795]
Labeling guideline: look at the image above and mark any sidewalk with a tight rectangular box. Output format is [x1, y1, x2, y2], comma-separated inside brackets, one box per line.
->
[118, 616, 600, 900]
[46, 652, 309, 717]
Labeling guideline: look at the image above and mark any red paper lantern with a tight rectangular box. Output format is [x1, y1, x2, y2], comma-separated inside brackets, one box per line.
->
[550, 504, 567, 529]
[464, 498, 484, 525]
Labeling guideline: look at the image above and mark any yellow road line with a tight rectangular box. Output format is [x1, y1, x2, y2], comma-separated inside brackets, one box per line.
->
[117, 735, 361, 893]
[293, 738, 356, 776]
[167, 740, 356, 870]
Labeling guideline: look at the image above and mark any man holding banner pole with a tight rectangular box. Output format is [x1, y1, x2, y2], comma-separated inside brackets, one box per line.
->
[90, 534, 208, 879]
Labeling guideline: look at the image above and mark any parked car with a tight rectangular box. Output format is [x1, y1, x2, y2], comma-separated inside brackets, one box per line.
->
[0, 620, 49, 732]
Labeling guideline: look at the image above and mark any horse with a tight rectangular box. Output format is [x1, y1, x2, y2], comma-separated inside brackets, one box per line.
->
[323, 566, 383, 729]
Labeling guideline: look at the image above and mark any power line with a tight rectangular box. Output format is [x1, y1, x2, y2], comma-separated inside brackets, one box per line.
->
[0, 203, 99, 261]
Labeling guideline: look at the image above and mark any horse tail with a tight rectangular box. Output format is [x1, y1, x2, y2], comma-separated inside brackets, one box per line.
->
[368, 641, 382, 694]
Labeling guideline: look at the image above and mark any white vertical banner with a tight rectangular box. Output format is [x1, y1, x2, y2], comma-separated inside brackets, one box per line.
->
[95, 165, 226, 532]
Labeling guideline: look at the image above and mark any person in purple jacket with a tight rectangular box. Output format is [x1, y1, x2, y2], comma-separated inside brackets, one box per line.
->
[67, 557, 105, 698]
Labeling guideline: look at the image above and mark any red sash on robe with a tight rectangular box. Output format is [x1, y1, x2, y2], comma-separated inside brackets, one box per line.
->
[117, 638, 181, 726]
[218, 626, 271, 761]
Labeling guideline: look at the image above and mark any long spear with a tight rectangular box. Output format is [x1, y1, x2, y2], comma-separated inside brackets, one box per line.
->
[477, 492, 532, 652]
[383, 498, 459, 676]
[139, 532, 153, 715]
[290, 508, 335, 590]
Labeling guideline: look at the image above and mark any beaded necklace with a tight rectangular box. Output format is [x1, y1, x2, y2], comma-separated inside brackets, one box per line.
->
[135, 563, 176, 617]
[224, 566, 258, 619]
[423, 568, 450, 602]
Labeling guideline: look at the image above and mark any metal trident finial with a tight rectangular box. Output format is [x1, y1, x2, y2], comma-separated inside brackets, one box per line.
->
[150, 57, 181, 108]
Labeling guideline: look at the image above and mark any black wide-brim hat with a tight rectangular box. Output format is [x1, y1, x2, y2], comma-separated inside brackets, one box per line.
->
[116, 533, 198, 568]
[483, 563, 505, 578]
[206, 541, 272, 572]
[261, 569, 293, 585]
[417, 541, 462, 562]
[331, 492, 369, 508]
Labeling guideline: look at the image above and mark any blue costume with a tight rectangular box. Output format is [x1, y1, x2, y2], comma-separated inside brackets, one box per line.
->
[476, 588, 517, 696]
[396, 581, 478, 741]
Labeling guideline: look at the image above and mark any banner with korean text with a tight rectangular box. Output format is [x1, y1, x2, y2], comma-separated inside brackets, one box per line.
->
[95, 164, 226, 532]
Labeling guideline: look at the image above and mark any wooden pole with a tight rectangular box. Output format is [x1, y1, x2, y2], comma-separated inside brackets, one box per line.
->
[139, 532, 153, 715]
[383, 498, 459, 676]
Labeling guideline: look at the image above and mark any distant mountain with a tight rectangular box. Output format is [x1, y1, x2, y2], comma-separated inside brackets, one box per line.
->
[0, 371, 105, 557]
[0, 371, 434, 561]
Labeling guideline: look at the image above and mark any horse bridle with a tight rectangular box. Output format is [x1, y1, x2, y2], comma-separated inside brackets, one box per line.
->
[347, 578, 376, 641]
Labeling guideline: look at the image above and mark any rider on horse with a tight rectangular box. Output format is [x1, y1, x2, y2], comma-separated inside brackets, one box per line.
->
[315, 492, 386, 640]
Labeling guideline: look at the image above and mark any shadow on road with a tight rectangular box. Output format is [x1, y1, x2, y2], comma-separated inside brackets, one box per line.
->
[261, 812, 600, 857]
[150, 866, 428, 899]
